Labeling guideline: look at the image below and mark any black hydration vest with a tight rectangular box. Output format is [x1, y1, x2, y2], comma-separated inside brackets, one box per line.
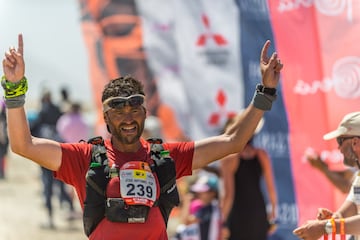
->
[83, 137, 180, 237]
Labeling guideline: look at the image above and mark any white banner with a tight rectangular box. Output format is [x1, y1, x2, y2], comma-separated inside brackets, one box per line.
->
[137, 0, 191, 138]
[139, 0, 243, 140]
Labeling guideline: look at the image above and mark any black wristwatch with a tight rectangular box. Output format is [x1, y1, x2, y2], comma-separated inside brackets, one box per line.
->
[256, 84, 277, 96]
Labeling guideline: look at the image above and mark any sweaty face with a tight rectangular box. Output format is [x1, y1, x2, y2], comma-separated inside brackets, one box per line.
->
[105, 104, 146, 145]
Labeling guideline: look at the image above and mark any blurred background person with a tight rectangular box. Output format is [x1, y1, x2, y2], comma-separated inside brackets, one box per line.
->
[30, 90, 75, 229]
[56, 102, 91, 143]
[59, 86, 72, 113]
[174, 174, 222, 240]
[56, 101, 91, 221]
[0, 99, 8, 180]
[220, 117, 278, 240]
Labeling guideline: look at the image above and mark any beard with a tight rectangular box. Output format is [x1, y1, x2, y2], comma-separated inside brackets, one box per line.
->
[343, 146, 358, 167]
[110, 121, 145, 145]
[115, 131, 140, 144]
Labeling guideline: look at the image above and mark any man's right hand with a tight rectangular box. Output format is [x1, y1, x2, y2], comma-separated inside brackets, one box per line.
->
[2, 34, 25, 82]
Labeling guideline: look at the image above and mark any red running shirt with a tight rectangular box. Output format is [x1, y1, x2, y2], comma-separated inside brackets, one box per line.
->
[55, 138, 194, 240]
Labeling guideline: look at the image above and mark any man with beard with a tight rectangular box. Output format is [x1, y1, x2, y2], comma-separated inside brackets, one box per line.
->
[1, 34, 282, 240]
[294, 112, 360, 240]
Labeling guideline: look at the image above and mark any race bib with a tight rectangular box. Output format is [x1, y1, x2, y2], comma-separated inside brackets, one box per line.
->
[119, 161, 157, 207]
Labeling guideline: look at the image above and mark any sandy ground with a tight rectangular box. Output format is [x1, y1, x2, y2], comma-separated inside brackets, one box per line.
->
[0, 151, 87, 240]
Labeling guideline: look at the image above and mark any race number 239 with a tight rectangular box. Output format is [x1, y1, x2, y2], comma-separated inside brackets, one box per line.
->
[120, 169, 157, 206]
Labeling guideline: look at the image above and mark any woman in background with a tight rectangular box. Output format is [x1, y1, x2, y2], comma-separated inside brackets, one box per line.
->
[220, 117, 277, 240]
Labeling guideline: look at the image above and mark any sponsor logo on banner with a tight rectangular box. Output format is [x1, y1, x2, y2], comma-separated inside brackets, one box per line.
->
[278, 0, 354, 22]
[208, 89, 237, 126]
[294, 56, 360, 98]
[195, 14, 230, 66]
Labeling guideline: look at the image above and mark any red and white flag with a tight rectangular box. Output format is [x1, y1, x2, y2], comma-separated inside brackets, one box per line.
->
[139, 0, 243, 140]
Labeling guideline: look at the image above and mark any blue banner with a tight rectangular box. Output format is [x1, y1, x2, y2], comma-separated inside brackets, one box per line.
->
[236, 0, 297, 239]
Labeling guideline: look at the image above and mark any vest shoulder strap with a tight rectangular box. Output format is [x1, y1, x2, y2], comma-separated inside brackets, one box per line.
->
[147, 138, 180, 225]
[86, 136, 109, 196]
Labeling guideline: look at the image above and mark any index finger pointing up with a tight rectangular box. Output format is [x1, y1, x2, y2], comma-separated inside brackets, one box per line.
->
[260, 40, 271, 64]
[18, 34, 23, 56]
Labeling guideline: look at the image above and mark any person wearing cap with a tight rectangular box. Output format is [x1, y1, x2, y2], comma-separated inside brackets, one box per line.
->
[293, 112, 360, 240]
[175, 175, 222, 240]
[1, 34, 282, 239]
[220, 116, 278, 240]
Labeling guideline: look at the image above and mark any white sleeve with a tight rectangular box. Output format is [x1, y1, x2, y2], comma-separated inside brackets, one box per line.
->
[346, 184, 355, 202]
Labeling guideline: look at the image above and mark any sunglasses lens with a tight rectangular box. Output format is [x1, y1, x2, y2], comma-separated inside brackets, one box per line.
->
[128, 96, 144, 107]
[106, 95, 144, 109]
[108, 99, 126, 109]
[336, 137, 354, 146]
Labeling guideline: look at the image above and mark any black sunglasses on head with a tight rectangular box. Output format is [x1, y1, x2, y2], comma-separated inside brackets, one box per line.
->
[103, 94, 145, 112]
[336, 136, 356, 146]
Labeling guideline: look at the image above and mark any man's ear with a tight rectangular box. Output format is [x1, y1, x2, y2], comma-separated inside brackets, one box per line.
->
[103, 112, 111, 134]
[103, 112, 108, 124]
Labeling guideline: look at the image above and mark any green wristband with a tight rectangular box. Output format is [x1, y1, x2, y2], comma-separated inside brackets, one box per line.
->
[1, 76, 28, 98]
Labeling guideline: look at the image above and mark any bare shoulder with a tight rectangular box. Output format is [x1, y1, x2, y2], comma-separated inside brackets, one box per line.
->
[256, 148, 269, 158]
[256, 148, 272, 167]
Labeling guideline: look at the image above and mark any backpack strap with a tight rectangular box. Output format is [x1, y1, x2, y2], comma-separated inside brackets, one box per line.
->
[83, 136, 109, 237]
[147, 138, 180, 225]
[87, 144, 108, 196]
[149, 143, 177, 194]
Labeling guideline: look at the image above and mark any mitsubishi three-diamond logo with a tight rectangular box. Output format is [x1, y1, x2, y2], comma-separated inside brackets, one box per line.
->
[195, 14, 229, 66]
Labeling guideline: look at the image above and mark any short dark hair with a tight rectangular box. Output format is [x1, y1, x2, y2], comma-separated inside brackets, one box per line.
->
[101, 75, 145, 102]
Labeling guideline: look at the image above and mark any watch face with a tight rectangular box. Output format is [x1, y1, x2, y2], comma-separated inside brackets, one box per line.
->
[325, 221, 333, 234]
[256, 84, 276, 95]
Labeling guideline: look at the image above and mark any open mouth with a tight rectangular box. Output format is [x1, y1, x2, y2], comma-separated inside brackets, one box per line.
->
[121, 125, 137, 135]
